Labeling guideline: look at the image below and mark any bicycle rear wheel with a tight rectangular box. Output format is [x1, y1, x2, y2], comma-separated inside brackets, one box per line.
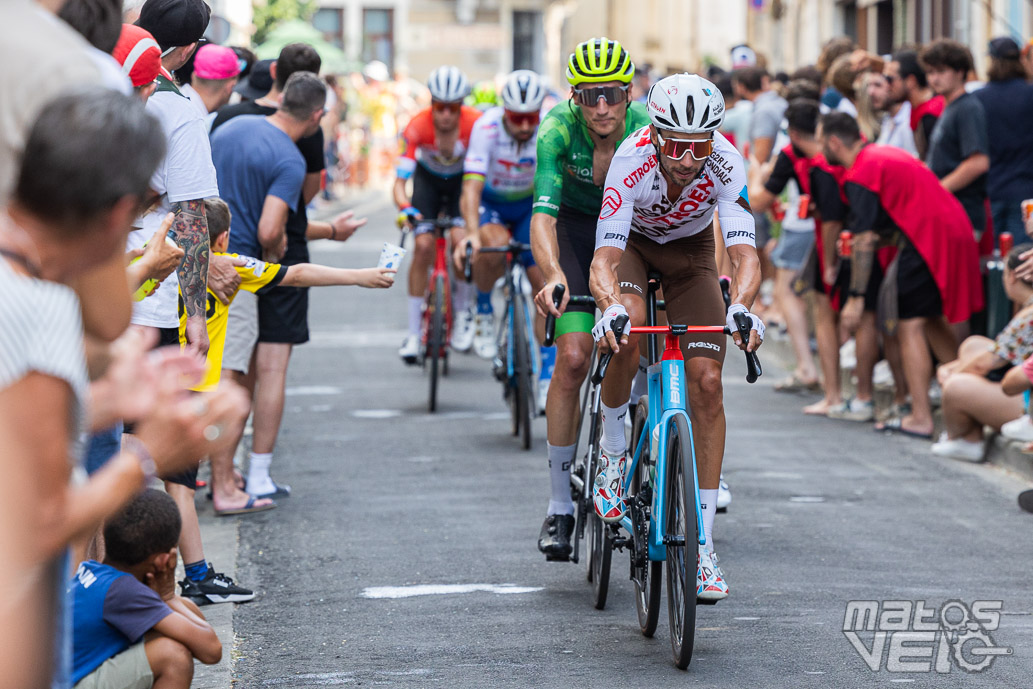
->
[512, 292, 534, 450]
[631, 398, 662, 638]
[664, 413, 698, 669]
[427, 274, 445, 413]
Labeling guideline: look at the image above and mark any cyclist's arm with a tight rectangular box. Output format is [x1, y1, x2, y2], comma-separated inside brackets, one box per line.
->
[393, 175, 411, 210]
[592, 156, 637, 310]
[394, 120, 419, 210]
[460, 175, 484, 243]
[716, 164, 761, 310]
[530, 116, 566, 283]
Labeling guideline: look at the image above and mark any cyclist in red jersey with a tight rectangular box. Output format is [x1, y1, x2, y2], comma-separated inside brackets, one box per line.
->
[394, 66, 482, 362]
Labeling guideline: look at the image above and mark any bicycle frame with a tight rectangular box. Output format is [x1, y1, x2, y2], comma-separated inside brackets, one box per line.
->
[619, 326, 723, 560]
[418, 221, 455, 353]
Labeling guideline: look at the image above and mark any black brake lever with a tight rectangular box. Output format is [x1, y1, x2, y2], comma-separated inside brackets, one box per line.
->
[463, 242, 474, 283]
[543, 284, 566, 347]
[592, 314, 630, 385]
[732, 311, 762, 384]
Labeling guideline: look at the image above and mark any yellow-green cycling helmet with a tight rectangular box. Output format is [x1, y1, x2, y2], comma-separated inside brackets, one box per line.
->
[566, 37, 634, 86]
[466, 80, 499, 111]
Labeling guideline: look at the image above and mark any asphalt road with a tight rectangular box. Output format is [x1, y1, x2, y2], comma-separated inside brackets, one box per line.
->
[228, 194, 1033, 688]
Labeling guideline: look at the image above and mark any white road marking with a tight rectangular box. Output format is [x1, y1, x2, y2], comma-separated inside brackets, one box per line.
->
[789, 496, 825, 503]
[361, 583, 543, 599]
[734, 616, 761, 621]
[285, 386, 343, 396]
[351, 409, 402, 419]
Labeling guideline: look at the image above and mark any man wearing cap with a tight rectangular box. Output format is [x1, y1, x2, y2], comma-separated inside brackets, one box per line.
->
[975, 36, 1033, 239]
[920, 39, 989, 239]
[182, 43, 240, 125]
[112, 23, 162, 100]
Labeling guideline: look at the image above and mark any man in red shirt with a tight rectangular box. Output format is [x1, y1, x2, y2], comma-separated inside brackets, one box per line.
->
[819, 112, 982, 439]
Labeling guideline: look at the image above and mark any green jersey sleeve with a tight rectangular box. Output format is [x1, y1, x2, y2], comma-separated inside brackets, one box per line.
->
[532, 109, 570, 217]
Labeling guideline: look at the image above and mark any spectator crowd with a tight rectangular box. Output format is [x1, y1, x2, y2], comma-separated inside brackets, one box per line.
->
[4, 1, 1033, 688]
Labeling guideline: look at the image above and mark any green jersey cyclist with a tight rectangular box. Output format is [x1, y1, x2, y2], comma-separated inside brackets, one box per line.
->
[531, 37, 651, 561]
[589, 74, 764, 601]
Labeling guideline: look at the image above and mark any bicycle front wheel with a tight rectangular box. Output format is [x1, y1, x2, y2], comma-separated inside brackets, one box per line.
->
[427, 274, 445, 413]
[512, 292, 534, 450]
[664, 413, 698, 669]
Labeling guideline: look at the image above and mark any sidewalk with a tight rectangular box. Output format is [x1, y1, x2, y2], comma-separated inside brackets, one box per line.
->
[764, 332, 1033, 481]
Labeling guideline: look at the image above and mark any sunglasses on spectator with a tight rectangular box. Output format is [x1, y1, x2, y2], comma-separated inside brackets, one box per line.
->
[655, 132, 714, 161]
[505, 110, 540, 126]
[432, 101, 462, 113]
[573, 85, 629, 106]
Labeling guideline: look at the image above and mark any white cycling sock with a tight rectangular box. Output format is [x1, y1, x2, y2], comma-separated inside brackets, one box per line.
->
[407, 296, 423, 336]
[600, 401, 630, 456]
[700, 488, 718, 552]
[247, 452, 273, 495]
[547, 443, 576, 516]
[453, 280, 475, 311]
[630, 356, 649, 405]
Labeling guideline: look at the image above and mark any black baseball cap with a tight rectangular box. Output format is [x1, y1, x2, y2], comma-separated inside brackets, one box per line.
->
[136, 0, 211, 52]
[989, 36, 1021, 59]
[233, 59, 274, 101]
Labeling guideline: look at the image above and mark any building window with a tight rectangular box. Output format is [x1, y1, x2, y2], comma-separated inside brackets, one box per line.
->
[313, 8, 344, 49]
[362, 8, 394, 71]
[512, 10, 543, 73]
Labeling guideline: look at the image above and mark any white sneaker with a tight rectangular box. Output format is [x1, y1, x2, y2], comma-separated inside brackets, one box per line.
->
[536, 377, 550, 416]
[717, 474, 731, 511]
[472, 313, 496, 359]
[931, 434, 984, 462]
[452, 307, 475, 352]
[697, 545, 729, 601]
[398, 334, 420, 364]
[1002, 415, 1033, 442]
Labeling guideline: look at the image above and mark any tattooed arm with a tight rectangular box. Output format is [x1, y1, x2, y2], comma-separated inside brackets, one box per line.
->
[171, 199, 210, 356]
[841, 181, 882, 334]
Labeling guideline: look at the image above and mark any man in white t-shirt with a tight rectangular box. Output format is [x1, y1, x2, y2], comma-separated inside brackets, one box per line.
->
[180, 43, 240, 126]
[131, 0, 217, 355]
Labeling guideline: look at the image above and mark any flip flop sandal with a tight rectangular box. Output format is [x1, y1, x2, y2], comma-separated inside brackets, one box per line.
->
[215, 495, 277, 517]
[874, 417, 932, 440]
[774, 374, 822, 394]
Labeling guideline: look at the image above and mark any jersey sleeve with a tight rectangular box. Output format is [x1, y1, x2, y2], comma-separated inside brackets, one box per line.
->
[843, 182, 881, 234]
[594, 154, 639, 252]
[396, 114, 422, 180]
[717, 161, 757, 249]
[532, 114, 569, 217]
[463, 117, 492, 180]
[103, 575, 173, 643]
[235, 256, 285, 294]
[810, 168, 847, 222]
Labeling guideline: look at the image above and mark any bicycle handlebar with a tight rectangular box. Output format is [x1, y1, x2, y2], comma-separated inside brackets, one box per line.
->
[543, 285, 597, 347]
[732, 311, 763, 383]
[463, 242, 474, 283]
[591, 315, 630, 385]
[478, 240, 533, 255]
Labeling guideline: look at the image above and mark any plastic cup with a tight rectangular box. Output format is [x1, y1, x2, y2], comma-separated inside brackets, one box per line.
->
[378, 242, 406, 270]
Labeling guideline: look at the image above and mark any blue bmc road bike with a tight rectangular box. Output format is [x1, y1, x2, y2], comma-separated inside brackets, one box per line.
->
[592, 273, 761, 669]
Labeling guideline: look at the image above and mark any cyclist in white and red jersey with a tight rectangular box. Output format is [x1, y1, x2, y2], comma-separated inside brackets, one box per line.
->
[455, 70, 547, 362]
[394, 66, 482, 362]
[589, 73, 764, 602]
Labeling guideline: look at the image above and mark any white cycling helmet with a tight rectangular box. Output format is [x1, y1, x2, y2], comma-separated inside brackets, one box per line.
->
[646, 73, 725, 134]
[427, 65, 470, 103]
[500, 70, 546, 113]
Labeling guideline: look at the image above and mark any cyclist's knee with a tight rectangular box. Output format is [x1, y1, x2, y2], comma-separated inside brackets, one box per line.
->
[555, 338, 592, 382]
[411, 236, 434, 264]
[689, 362, 724, 410]
[481, 223, 509, 247]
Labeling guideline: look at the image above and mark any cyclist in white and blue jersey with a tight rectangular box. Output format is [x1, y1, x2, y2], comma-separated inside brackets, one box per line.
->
[455, 70, 548, 369]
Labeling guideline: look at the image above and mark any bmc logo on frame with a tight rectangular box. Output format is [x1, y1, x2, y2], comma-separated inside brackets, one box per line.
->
[843, 599, 1012, 674]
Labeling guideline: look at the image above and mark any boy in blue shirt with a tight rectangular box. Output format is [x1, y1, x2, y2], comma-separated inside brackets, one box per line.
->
[71, 490, 222, 688]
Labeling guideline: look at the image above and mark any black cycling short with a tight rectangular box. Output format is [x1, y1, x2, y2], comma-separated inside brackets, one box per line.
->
[411, 165, 462, 234]
[556, 204, 597, 314]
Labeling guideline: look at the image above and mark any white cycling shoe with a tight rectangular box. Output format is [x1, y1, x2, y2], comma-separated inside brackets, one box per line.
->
[697, 545, 729, 602]
[398, 335, 420, 364]
[593, 450, 628, 522]
[452, 307, 476, 352]
[717, 474, 731, 512]
[472, 313, 496, 359]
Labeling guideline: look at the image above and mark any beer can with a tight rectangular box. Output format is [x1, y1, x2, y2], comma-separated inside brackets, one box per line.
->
[1022, 199, 1033, 224]
[797, 194, 811, 219]
[838, 231, 853, 258]
[999, 232, 1014, 256]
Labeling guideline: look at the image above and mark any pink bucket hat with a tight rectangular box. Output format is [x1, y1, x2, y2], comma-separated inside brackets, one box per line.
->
[193, 44, 241, 80]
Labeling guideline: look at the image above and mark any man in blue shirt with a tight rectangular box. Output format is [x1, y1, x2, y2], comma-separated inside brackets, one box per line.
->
[975, 37, 1033, 239]
[71, 490, 221, 688]
[208, 70, 327, 504]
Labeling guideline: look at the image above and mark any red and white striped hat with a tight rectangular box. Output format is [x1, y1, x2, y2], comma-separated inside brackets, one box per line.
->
[112, 24, 162, 88]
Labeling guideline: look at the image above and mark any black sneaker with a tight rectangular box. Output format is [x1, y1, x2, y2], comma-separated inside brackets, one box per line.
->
[537, 514, 575, 561]
[179, 566, 255, 605]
